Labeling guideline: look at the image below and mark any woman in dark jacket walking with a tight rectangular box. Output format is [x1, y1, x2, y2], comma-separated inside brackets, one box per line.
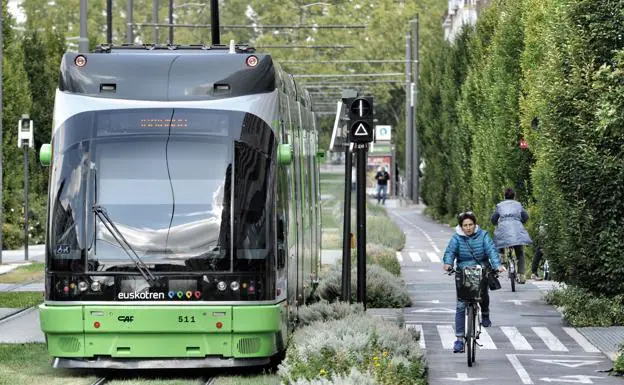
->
[491, 188, 532, 283]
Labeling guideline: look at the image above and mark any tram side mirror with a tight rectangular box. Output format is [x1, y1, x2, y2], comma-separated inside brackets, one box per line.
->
[278, 143, 292, 165]
[40, 143, 51, 166]
[316, 150, 326, 164]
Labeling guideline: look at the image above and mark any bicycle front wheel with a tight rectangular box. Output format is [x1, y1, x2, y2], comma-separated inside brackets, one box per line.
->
[466, 305, 474, 367]
[510, 270, 516, 292]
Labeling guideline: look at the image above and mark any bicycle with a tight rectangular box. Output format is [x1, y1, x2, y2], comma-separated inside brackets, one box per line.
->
[543, 258, 550, 281]
[504, 247, 518, 292]
[447, 265, 488, 367]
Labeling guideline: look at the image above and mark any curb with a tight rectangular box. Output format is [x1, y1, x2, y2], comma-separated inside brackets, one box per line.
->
[0, 306, 37, 325]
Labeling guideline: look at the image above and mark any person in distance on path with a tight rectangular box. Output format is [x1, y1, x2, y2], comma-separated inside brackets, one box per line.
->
[443, 211, 506, 353]
[491, 187, 533, 284]
[375, 166, 390, 204]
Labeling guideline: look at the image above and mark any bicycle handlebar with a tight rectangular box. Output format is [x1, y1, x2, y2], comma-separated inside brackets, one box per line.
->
[444, 266, 500, 278]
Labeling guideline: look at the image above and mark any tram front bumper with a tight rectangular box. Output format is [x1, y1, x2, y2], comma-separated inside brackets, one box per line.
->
[39, 303, 285, 361]
[51, 356, 270, 369]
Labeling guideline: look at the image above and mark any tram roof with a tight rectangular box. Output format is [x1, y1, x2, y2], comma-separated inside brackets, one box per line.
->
[59, 43, 276, 101]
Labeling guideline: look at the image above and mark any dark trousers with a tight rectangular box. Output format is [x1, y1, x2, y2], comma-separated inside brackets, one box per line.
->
[532, 246, 543, 275]
[499, 245, 525, 275]
[455, 278, 490, 337]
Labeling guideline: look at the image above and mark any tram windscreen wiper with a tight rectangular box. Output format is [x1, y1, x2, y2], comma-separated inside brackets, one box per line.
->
[92, 204, 157, 287]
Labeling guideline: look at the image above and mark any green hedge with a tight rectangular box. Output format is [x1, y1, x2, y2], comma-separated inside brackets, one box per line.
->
[417, 0, 624, 297]
[544, 286, 624, 327]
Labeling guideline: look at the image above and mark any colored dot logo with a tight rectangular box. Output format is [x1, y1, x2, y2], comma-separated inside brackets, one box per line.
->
[176, 291, 184, 299]
[194, 291, 202, 299]
[168, 291, 175, 299]
[185, 291, 192, 299]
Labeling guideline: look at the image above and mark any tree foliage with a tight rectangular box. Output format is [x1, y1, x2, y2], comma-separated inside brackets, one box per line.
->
[418, 0, 624, 296]
[2, 0, 448, 248]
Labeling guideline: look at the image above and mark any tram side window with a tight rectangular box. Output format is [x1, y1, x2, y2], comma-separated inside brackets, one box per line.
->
[233, 142, 271, 261]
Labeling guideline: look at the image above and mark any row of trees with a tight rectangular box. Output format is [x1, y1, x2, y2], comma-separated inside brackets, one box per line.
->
[418, 0, 624, 296]
[1, 1, 65, 248]
[1, 0, 446, 249]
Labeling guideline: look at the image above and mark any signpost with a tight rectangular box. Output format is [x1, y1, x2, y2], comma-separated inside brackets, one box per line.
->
[345, 96, 374, 308]
[18, 115, 34, 261]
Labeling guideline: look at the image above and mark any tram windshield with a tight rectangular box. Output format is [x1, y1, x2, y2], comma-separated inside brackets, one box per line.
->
[48, 108, 276, 273]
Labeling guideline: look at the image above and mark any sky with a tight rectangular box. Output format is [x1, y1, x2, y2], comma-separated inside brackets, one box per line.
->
[8, 0, 26, 24]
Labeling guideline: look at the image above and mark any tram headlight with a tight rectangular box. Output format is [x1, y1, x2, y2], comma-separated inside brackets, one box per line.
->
[217, 281, 227, 291]
[90, 280, 101, 292]
[230, 281, 240, 291]
[78, 281, 88, 292]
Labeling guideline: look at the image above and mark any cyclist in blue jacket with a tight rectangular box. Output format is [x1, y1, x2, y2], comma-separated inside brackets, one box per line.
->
[443, 211, 505, 353]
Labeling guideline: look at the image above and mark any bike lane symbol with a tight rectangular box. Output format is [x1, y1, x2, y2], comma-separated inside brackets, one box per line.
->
[540, 375, 604, 383]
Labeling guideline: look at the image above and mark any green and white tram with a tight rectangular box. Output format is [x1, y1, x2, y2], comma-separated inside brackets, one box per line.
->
[38, 43, 322, 369]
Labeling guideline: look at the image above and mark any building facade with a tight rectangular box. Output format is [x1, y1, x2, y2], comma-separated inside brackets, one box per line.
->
[443, 0, 490, 42]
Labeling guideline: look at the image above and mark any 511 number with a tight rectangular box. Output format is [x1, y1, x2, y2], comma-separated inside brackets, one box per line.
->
[178, 316, 196, 323]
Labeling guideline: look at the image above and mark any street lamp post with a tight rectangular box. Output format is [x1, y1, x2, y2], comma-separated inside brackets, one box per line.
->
[18, 115, 34, 261]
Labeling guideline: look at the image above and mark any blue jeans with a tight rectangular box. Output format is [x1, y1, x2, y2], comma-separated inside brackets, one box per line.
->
[455, 284, 490, 337]
[376, 184, 388, 204]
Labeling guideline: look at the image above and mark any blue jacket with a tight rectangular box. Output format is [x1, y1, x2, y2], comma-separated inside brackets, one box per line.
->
[443, 225, 502, 270]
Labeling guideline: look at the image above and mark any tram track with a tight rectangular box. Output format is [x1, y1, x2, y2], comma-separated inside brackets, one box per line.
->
[0, 305, 37, 325]
[200, 377, 218, 385]
[90, 377, 109, 385]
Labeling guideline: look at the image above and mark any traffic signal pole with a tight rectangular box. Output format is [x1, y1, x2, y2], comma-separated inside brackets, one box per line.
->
[341, 145, 352, 302]
[355, 145, 367, 306]
[345, 96, 374, 309]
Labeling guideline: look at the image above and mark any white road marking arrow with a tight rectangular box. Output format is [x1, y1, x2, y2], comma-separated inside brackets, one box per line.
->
[532, 359, 602, 368]
[540, 375, 604, 383]
[504, 299, 529, 305]
[410, 307, 454, 313]
[441, 373, 486, 382]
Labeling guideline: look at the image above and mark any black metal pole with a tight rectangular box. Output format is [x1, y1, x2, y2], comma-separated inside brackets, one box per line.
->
[168, 0, 174, 44]
[341, 146, 352, 303]
[356, 146, 367, 308]
[79, 0, 88, 51]
[210, 0, 220, 45]
[106, 0, 113, 44]
[152, 0, 159, 44]
[23, 145, 29, 261]
[127, 0, 133, 44]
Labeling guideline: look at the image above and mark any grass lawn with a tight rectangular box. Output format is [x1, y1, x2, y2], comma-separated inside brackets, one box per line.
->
[215, 375, 279, 385]
[0, 263, 44, 284]
[0, 344, 279, 385]
[0, 343, 96, 385]
[320, 172, 405, 252]
[0, 292, 43, 308]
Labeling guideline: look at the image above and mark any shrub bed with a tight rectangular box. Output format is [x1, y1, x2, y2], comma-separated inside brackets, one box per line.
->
[351, 243, 401, 277]
[314, 264, 411, 308]
[296, 301, 365, 328]
[289, 368, 378, 385]
[279, 313, 426, 385]
[544, 286, 624, 327]
[615, 344, 624, 374]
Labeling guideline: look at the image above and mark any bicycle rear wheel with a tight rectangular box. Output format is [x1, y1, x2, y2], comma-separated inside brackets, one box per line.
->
[508, 250, 516, 292]
[466, 305, 474, 367]
[471, 305, 477, 363]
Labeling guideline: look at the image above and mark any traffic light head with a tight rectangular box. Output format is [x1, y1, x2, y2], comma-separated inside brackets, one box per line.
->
[346, 96, 374, 143]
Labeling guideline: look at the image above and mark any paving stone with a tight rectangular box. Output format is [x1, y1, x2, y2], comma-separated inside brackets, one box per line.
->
[578, 327, 624, 361]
